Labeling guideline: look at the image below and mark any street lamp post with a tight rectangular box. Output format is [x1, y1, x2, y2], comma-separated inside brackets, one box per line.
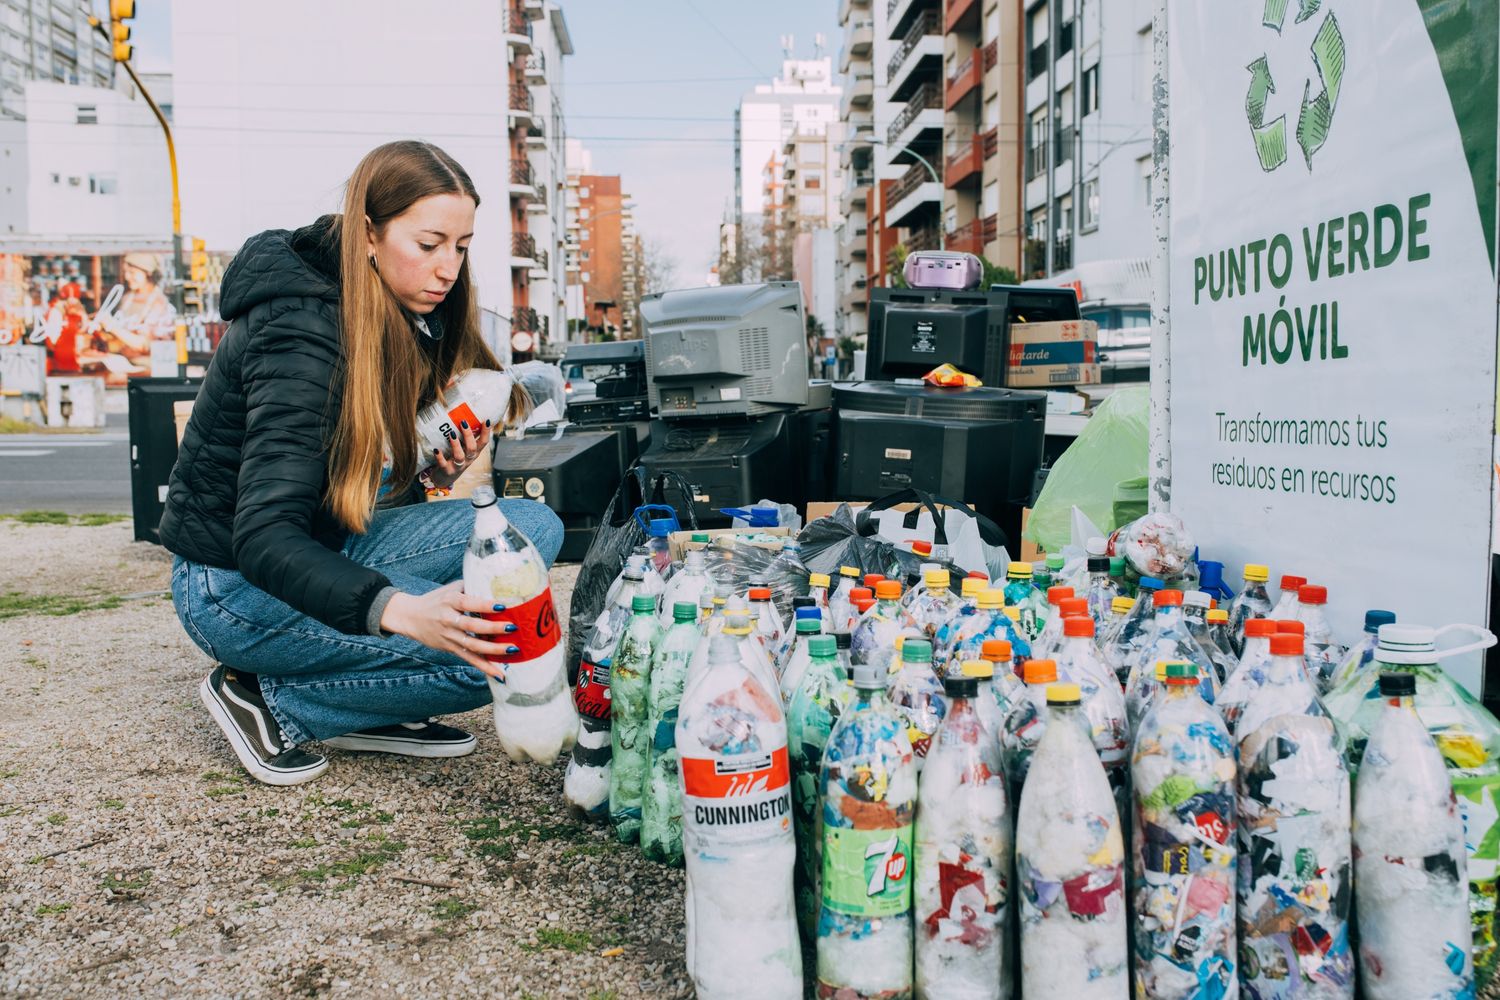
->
[836, 138, 944, 250]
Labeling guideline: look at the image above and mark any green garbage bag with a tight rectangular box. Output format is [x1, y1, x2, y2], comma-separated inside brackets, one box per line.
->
[1112, 476, 1149, 529]
[1024, 386, 1148, 552]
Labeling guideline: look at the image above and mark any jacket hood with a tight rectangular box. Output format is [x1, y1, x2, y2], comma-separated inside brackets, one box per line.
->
[220, 215, 342, 321]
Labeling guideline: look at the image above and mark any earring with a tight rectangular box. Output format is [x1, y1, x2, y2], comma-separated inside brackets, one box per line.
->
[368, 254, 379, 273]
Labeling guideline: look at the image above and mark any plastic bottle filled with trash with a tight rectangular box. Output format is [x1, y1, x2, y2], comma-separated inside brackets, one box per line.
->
[958, 657, 1008, 744]
[1291, 585, 1347, 692]
[660, 548, 711, 630]
[1324, 609, 1396, 690]
[1082, 554, 1122, 630]
[808, 572, 831, 611]
[937, 588, 1031, 676]
[852, 580, 919, 677]
[887, 638, 948, 772]
[1002, 563, 1037, 627]
[777, 616, 824, 703]
[1103, 576, 1165, 687]
[1324, 621, 1500, 992]
[642, 601, 699, 867]
[1181, 590, 1234, 685]
[910, 569, 964, 644]
[1269, 573, 1307, 620]
[1214, 617, 1278, 735]
[676, 634, 801, 999]
[1025, 587, 1077, 660]
[1123, 589, 1218, 732]
[1204, 608, 1235, 660]
[565, 558, 647, 821]
[1002, 659, 1058, 797]
[1352, 671, 1473, 999]
[1227, 562, 1273, 655]
[1130, 661, 1237, 999]
[817, 661, 918, 998]
[1235, 632, 1354, 997]
[1015, 682, 1128, 999]
[914, 670, 1012, 1000]
[775, 599, 817, 663]
[609, 594, 661, 844]
[1095, 595, 1134, 665]
[748, 586, 785, 657]
[786, 635, 851, 944]
[826, 566, 862, 635]
[462, 485, 577, 764]
[957, 574, 985, 613]
[686, 607, 779, 706]
[1055, 616, 1130, 823]
[415, 368, 514, 487]
[1032, 565, 1054, 596]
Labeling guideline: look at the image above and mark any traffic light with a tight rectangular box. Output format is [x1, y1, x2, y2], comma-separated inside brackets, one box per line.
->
[109, 0, 135, 63]
[190, 238, 208, 284]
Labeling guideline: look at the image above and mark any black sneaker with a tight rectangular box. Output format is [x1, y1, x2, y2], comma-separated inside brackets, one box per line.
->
[323, 720, 478, 758]
[198, 666, 328, 786]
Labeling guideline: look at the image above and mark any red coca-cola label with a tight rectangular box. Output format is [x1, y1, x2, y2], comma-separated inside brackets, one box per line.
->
[474, 587, 559, 663]
[574, 657, 612, 720]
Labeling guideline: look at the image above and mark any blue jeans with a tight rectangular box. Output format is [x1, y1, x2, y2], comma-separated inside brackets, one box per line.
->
[171, 498, 564, 746]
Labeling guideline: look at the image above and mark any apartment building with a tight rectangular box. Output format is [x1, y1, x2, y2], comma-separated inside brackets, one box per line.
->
[564, 152, 628, 339]
[833, 0, 874, 342]
[781, 121, 842, 342]
[1022, 0, 1153, 279]
[0, 0, 116, 121]
[942, 0, 1022, 273]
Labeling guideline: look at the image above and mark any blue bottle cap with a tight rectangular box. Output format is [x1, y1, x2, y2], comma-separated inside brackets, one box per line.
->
[1139, 576, 1165, 590]
[794, 607, 822, 620]
[1364, 609, 1396, 633]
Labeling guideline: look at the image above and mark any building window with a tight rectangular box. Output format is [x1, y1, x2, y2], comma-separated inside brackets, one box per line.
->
[87, 173, 116, 194]
[1081, 177, 1099, 231]
[983, 181, 999, 217]
[1056, 0, 1075, 59]
[1053, 194, 1074, 270]
[581, 249, 591, 261]
[1055, 85, 1074, 166]
[944, 204, 957, 234]
[579, 186, 589, 199]
[1026, 207, 1048, 275]
[1081, 64, 1099, 116]
[1027, 3, 1049, 81]
[1027, 107, 1048, 180]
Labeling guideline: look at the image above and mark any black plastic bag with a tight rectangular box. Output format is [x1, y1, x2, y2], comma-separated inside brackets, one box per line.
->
[566, 467, 698, 674]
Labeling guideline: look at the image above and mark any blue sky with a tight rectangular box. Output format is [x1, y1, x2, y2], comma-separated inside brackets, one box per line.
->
[119, 0, 839, 283]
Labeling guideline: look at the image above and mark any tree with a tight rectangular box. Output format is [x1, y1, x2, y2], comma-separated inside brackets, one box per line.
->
[639, 235, 679, 296]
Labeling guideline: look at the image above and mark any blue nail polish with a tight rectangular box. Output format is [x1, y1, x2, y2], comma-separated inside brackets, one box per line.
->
[460, 419, 469, 429]
[506, 645, 520, 655]
[485, 419, 492, 427]
[504, 623, 518, 633]
[492, 603, 506, 612]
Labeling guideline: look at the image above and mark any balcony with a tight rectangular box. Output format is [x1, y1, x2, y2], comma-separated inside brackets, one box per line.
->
[945, 50, 981, 110]
[839, 0, 870, 24]
[944, 131, 984, 188]
[982, 38, 998, 72]
[1053, 236, 1073, 272]
[840, 73, 874, 118]
[508, 85, 538, 132]
[522, 0, 545, 20]
[886, 160, 942, 228]
[528, 249, 550, 276]
[887, 80, 943, 148]
[509, 158, 536, 199]
[944, 0, 980, 34]
[513, 306, 540, 333]
[840, 226, 869, 259]
[888, 10, 941, 99]
[511, 232, 538, 267]
[1055, 123, 1075, 167]
[906, 226, 941, 253]
[524, 53, 546, 84]
[947, 214, 996, 255]
[526, 184, 548, 211]
[848, 19, 873, 56]
[503, 9, 533, 53]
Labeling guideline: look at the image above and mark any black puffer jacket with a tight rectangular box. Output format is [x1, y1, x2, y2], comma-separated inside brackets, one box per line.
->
[161, 217, 418, 635]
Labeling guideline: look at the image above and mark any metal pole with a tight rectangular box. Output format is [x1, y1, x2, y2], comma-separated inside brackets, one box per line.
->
[1148, 0, 1172, 511]
[896, 145, 944, 250]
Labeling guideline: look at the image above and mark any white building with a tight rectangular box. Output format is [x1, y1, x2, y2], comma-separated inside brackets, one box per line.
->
[734, 54, 841, 225]
[0, 0, 117, 121]
[525, 7, 573, 354]
[0, 80, 170, 239]
[1023, 0, 1153, 279]
[834, 0, 878, 342]
[171, 0, 572, 359]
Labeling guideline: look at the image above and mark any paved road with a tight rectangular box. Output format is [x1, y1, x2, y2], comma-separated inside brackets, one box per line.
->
[0, 413, 133, 514]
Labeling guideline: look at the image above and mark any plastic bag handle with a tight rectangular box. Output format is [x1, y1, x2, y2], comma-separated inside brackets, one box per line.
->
[854, 487, 1007, 548]
[1432, 623, 1499, 660]
[605, 467, 649, 529]
[632, 504, 677, 532]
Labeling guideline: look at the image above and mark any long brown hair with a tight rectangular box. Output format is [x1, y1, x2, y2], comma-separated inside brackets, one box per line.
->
[327, 141, 529, 532]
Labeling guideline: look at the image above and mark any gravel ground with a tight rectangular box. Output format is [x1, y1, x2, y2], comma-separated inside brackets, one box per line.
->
[0, 519, 691, 999]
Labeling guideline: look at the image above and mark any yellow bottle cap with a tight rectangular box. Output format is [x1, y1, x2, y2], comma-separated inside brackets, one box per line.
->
[924, 569, 951, 589]
[809, 573, 830, 588]
[1007, 563, 1033, 579]
[977, 588, 1003, 609]
[960, 659, 994, 679]
[1243, 563, 1270, 582]
[722, 625, 752, 636]
[960, 577, 984, 597]
[1207, 609, 1229, 624]
[1045, 683, 1082, 705]
[1003, 606, 1021, 622]
[1111, 597, 1136, 614]
[839, 566, 860, 577]
[893, 635, 905, 652]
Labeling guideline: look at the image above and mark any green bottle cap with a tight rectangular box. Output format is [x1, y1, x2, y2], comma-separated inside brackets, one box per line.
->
[902, 638, 933, 662]
[807, 635, 837, 658]
[673, 601, 697, 622]
[796, 618, 821, 633]
[631, 594, 656, 613]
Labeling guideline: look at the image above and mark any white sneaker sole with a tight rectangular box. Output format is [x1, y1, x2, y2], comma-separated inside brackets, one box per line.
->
[198, 675, 328, 787]
[322, 732, 477, 758]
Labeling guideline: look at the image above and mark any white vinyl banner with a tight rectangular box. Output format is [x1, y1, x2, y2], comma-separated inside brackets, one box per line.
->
[1165, 0, 1499, 694]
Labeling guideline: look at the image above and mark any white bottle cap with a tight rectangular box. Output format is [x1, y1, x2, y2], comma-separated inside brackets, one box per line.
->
[1183, 590, 1212, 609]
[1376, 623, 1437, 664]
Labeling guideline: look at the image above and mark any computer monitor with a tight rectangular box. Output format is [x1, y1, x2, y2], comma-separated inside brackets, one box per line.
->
[865, 284, 1081, 384]
[640, 281, 809, 419]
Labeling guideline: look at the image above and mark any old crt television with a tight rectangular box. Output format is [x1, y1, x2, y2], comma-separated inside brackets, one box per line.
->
[865, 284, 1081, 385]
[641, 281, 809, 419]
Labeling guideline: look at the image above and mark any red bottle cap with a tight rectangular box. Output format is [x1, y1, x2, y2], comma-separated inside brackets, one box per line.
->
[1058, 597, 1089, 618]
[1270, 633, 1304, 656]
[850, 587, 873, 602]
[1046, 586, 1075, 605]
[1244, 618, 1277, 638]
[1023, 659, 1058, 684]
[981, 638, 1012, 661]
[911, 540, 932, 556]
[853, 598, 874, 614]
[1297, 584, 1327, 605]
[1063, 616, 1095, 637]
[875, 580, 902, 600]
[1280, 574, 1307, 592]
[1153, 589, 1184, 608]
[863, 574, 886, 589]
[1277, 620, 1306, 635]
[748, 587, 771, 601]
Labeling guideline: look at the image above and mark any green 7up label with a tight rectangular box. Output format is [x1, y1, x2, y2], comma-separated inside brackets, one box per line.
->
[822, 825, 913, 917]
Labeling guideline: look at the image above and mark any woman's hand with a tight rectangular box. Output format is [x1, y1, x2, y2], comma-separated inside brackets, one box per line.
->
[424, 419, 491, 491]
[380, 582, 517, 678]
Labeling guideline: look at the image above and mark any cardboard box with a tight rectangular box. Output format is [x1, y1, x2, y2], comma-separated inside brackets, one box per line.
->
[1019, 507, 1045, 563]
[668, 526, 791, 562]
[1005, 319, 1102, 388]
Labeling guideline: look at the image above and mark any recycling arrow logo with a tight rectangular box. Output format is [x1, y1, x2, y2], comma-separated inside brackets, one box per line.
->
[1245, 0, 1346, 172]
